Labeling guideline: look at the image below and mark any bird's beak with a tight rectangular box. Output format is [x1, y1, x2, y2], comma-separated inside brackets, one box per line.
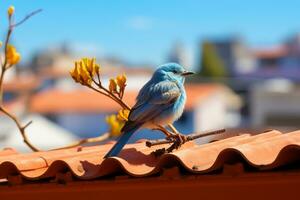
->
[181, 71, 195, 76]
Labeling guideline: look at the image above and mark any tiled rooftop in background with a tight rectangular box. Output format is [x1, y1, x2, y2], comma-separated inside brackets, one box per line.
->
[253, 45, 288, 59]
[29, 84, 221, 113]
[3, 76, 40, 92]
[0, 129, 300, 185]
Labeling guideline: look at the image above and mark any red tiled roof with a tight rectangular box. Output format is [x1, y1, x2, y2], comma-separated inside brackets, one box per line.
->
[3, 76, 40, 92]
[0, 129, 300, 184]
[29, 84, 221, 113]
[253, 46, 288, 59]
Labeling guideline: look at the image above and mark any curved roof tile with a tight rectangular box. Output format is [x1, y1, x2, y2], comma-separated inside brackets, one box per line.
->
[1, 130, 300, 182]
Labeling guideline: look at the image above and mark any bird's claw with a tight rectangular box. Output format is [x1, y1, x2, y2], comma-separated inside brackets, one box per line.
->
[165, 133, 187, 152]
[152, 133, 187, 156]
[166, 133, 186, 142]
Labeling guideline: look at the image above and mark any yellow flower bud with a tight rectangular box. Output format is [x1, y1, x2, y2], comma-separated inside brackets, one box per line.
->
[69, 62, 81, 83]
[117, 109, 130, 122]
[78, 60, 92, 85]
[106, 114, 124, 137]
[0, 41, 2, 48]
[116, 74, 127, 89]
[8, 6, 15, 16]
[83, 57, 100, 76]
[70, 58, 100, 86]
[6, 44, 21, 65]
[109, 78, 117, 93]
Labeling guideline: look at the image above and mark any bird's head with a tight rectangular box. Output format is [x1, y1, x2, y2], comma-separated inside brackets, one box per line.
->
[154, 63, 194, 84]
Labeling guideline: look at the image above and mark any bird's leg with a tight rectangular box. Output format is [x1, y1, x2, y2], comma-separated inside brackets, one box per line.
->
[153, 125, 180, 143]
[168, 124, 179, 134]
[154, 125, 187, 149]
[153, 125, 174, 138]
[167, 124, 187, 144]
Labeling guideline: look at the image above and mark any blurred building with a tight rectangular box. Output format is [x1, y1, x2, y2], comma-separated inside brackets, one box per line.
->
[28, 43, 154, 91]
[252, 34, 300, 80]
[30, 43, 75, 74]
[200, 33, 300, 79]
[198, 34, 300, 129]
[250, 79, 300, 129]
[199, 37, 257, 77]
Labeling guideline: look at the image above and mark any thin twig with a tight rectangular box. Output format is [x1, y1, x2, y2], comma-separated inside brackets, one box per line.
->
[91, 76, 125, 103]
[0, 18, 13, 103]
[23, 120, 33, 129]
[0, 8, 42, 152]
[92, 76, 130, 113]
[145, 129, 226, 147]
[0, 72, 5, 104]
[0, 106, 40, 151]
[11, 9, 42, 28]
[87, 84, 110, 98]
[93, 80, 131, 110]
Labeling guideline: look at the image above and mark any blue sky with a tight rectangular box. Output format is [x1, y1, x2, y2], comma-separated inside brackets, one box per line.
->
[0, 0, 300, 66]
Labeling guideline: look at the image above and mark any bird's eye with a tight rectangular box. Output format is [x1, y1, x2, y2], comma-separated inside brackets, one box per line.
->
[172, 70, 178, 74]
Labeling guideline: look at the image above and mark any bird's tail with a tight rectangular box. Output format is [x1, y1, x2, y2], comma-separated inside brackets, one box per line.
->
[104, 125, 140, 158]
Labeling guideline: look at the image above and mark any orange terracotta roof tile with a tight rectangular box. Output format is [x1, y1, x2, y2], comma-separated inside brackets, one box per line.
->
[0, 129, 300, 184]
[253, 46, 288, 59]
[3, 76, 40, 92]
[29, 84, 221, 113]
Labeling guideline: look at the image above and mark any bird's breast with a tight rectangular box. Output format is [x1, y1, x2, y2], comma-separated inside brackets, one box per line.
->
[173, 91, 186, 120]
[153, 90, 186, 126]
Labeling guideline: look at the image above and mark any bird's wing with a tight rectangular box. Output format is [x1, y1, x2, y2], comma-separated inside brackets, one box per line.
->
[128, 81, 181, 123]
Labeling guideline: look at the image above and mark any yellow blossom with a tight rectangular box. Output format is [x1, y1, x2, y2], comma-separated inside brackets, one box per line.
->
[81, 57, 99, 77]
[78, 60, 92, 85]
[7, 6, 14, 16]
[109, 78, 117, 93]
[117, 109, 130, 122]
[106, 114, 124, 137]
[6, 44, 21, 65]
[116, 74, 127, 89]
[70, 58, 100, 86]
[0, 41, 2, 48]
[70, 62, 81, 83]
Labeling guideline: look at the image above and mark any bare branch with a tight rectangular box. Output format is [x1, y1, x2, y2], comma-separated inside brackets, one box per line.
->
[0, 106, 40, 151]
[146, 129, 226, 147]
[100, 84, 131, 110]
[11, 9, 42, 28]
[23, 120, 33, 130]
[0, 8, 42, 151]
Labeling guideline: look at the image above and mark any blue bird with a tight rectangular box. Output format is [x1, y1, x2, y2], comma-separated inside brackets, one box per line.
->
[104, 63, 194, 158]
